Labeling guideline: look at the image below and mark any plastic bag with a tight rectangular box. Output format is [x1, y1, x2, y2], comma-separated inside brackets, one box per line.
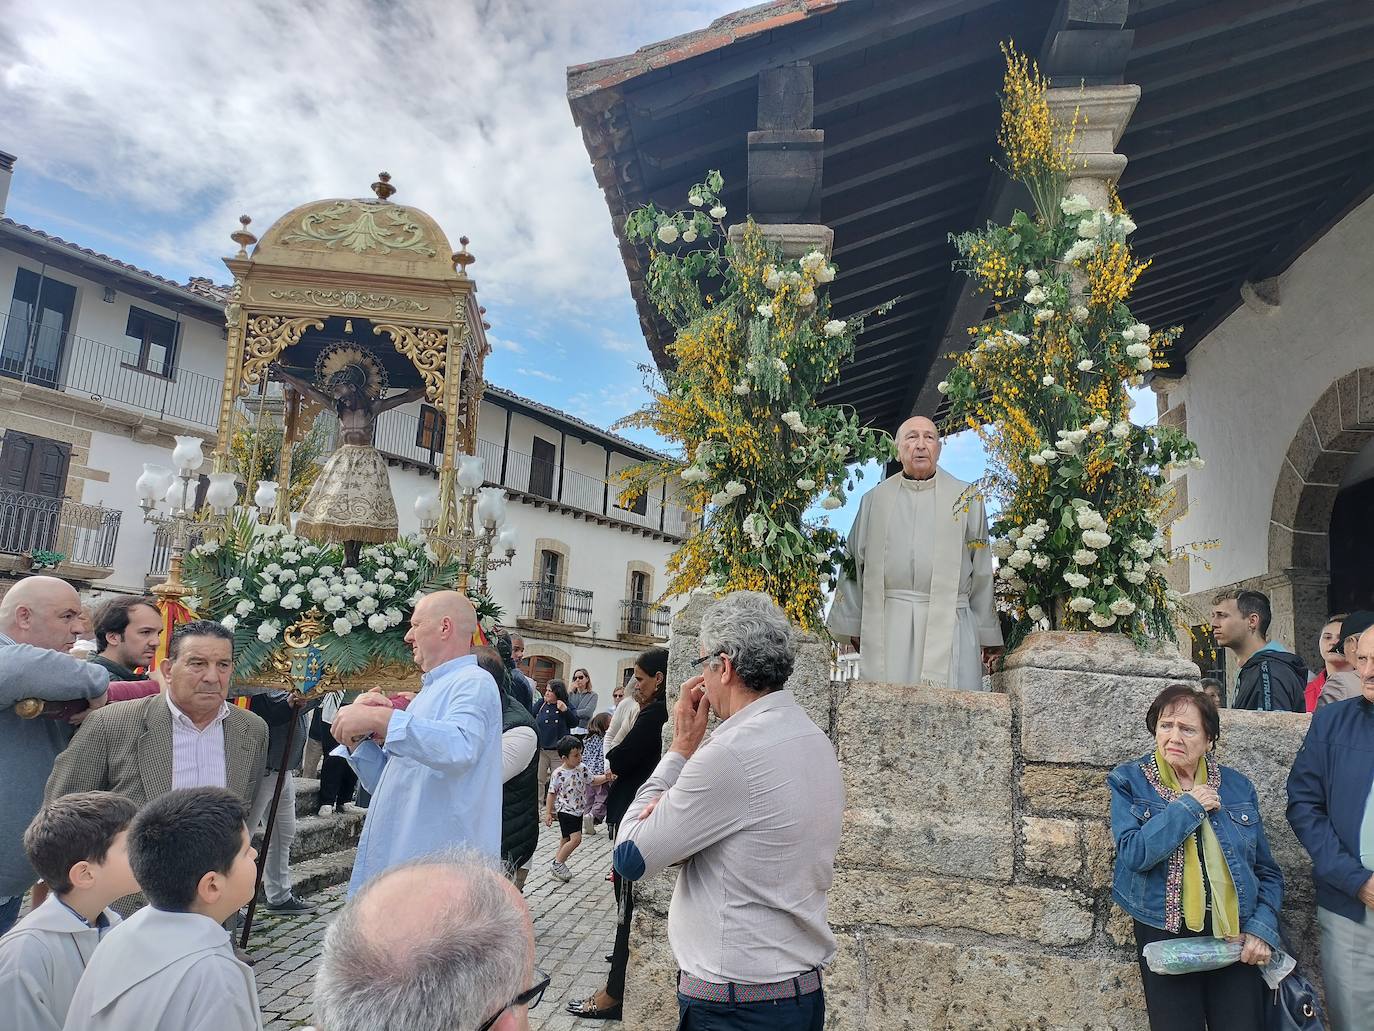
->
[1143, 937, 1295, 988]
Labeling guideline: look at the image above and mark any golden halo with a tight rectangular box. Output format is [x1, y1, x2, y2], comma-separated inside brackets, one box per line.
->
[314, 344, 388, 399]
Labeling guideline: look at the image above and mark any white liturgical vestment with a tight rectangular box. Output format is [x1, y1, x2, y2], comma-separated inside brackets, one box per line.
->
[827, 469, 1001, 689]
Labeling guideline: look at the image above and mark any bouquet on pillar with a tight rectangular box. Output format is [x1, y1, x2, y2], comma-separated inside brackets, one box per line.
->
[938, 44, 1207, 649]
[615, 171, 894, 630]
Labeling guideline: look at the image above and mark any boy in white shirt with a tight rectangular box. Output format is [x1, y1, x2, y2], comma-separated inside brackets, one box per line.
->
[0, 792, 140, 1031]
[62, 787, 263, 1031]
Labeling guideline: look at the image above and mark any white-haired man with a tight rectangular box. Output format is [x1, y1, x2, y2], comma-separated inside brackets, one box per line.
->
[827, 415, 1001, 690]
[612, 591, 843, 1030]
[311, 853, 547, 1031]
[0, 576, 109, 934]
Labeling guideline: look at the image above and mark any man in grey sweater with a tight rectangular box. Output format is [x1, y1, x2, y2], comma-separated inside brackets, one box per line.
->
[0, 576, 110, 934]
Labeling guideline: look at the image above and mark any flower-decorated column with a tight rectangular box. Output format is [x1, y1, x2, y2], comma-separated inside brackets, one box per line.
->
[1046, 83, 1140, 213]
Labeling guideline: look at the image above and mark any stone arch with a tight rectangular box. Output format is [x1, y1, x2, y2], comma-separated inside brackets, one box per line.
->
[523, 641, 571, 690]
[1267, 367, 1374, 664]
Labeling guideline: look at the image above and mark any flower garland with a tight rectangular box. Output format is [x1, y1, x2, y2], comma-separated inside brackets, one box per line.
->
[616, 172, 894, 631]
[183, 516, 501, 679]
[939, 45, 1206, 646]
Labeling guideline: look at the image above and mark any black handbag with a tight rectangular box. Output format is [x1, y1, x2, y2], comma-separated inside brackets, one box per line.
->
[1263, 970, 1325, 1031]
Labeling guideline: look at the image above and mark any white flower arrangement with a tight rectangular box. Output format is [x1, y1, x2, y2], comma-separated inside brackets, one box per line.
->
[1063, 571, 1090, 589]
[1072, 548, 1099, 566]
[823, 319, 846, 338]
[1088, 611, 1116, 627]
[657, 223, 679, 244]
[757, 303, 774, 319]
[1068, 596, 1095, 613]
[1061, 194, 1093, 216]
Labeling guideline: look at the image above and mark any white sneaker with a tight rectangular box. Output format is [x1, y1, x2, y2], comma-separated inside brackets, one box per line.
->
[551, 861, 572, 882]
[317, 805, 331, 818]
[337, 803, 365, 814]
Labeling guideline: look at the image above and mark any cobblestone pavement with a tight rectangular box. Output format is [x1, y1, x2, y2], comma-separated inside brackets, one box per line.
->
[252, 821, 624, 1030]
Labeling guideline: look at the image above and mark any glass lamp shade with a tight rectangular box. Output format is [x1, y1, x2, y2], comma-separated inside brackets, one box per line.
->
[205, 473, 239, 514]
[171, 435, 206, 473]
[163, 478, 189, 511]
[136, 463, 176, 503]
[476, 487, 507, 528]
[414, 491, 440, 522]
[456, 454, 486, 491]
[254, 480, 279, 511]
[497, 524, 518, 554]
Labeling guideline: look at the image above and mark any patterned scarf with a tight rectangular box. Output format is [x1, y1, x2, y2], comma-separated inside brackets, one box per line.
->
[1147, 750, 1239, 936]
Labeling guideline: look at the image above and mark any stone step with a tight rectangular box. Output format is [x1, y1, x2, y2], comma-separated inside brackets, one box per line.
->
[294, 777, 320, 818]
[289, 848, 356, 898]
[286, 811, 365, 865]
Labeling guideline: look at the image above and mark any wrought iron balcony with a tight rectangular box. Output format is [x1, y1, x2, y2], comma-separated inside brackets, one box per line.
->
[516, 580, 593, 632]
[619, 599, 670, 642]
[0, 489, 121, 575]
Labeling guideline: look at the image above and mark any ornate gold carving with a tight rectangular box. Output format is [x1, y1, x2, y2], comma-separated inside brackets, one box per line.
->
[372, 323, 448, 403]
[242, 315, 325, 387]
[267, 288, 430, 313]
[282, 202, 437, 257]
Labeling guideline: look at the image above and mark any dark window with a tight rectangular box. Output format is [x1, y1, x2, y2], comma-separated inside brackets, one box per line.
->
[416, 404, 446, 454]
[615, 488, 648, 516]
[2, 268, 76, 388]
[535, 550, 561, 621]
[529, 436, 556, 499]
[124, 306, 178, 377]
[630, 570, 648, 602]
[0, 431, 71, 553]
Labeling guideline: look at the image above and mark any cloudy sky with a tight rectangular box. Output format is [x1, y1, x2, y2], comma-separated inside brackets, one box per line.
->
[2, 0, 1154, 534]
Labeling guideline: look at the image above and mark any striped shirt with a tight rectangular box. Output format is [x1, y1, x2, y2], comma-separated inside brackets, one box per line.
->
[612, 689, 844, 985]
[166, 693, 229, 790]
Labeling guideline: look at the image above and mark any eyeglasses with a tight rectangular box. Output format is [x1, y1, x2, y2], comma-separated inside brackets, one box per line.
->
[691, 653, 726, 670]
[476, 969, 550, 1031]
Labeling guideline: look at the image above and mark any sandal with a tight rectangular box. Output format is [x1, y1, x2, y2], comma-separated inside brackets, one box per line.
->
[568, 996, 623, 1020]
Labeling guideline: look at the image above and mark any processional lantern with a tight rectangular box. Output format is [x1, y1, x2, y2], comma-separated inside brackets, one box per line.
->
[142, 171, 513, 607]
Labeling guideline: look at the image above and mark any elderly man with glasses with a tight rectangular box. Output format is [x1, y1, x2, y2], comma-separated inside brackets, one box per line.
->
[310, 852, 547, 1031]
[612, 591, 844, 1031]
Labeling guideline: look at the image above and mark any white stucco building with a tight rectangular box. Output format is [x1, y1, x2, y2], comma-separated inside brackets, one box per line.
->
[0, 150, 688, 696]
[1160, 194, 1374, 673]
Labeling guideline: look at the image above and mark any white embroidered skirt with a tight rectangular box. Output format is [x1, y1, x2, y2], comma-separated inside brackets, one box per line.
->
[295, 444, 397, 544]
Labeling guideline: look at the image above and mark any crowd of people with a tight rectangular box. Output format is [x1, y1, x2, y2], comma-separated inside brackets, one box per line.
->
[0, 560, 1371, 1030]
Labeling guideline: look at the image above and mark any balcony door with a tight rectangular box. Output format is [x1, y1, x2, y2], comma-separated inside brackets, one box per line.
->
[628, 569, 649, 635]
[529, 436, 556, 500]
[535, 549, 561, 621]
[0, 430, 71, 554]
[2, 268, 76, 388]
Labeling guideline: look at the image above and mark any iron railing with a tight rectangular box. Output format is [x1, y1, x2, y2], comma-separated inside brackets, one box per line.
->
[147, 523, 207, 577]
[619, 599, 671, 640]
[517, 580, 593, 629]
[0, 312, 225, 429]
[0, 489, 121, 568]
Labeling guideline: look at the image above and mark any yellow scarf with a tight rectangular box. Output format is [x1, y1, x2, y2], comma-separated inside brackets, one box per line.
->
[1154, 750, 1239, 936]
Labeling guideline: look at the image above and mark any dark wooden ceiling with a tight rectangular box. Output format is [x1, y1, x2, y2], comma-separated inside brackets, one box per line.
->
[569, 0, 1374, 433]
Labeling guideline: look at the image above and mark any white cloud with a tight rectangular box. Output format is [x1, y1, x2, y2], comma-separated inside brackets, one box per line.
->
[0, 0, 741, 317]
[487, 333, 526, 355]
[515, 367, 558, 383]
[599, 330, 640, 354]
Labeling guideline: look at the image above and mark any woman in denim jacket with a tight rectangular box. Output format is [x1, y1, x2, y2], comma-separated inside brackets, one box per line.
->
[1108, 684, 1284, 1030]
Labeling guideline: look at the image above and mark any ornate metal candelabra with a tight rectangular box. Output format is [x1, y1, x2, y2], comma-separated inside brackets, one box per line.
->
[135, 435, 239, 601]
[415, 453, 517, 591]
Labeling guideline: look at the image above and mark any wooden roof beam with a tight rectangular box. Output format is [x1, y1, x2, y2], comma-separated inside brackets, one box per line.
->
[617, 0, 1010, 122]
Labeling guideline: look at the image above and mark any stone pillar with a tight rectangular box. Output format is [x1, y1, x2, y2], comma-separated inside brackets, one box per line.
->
[725, 62, 833, 260]
[1046, 83, 1140, 211]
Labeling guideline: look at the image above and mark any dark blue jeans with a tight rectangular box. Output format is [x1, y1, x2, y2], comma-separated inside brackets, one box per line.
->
[677, 989, 824, 1031]
[0, 894, 23, 936]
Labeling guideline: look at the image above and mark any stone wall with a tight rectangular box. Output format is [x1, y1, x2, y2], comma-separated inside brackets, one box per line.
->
[622, 628, 1318, 1030]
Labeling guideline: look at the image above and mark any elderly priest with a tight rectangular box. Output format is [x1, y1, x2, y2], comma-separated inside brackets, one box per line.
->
[828, 416, 1001, 690]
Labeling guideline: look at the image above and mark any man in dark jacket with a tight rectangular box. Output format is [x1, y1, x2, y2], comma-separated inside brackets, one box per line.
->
[245, 690, 318, 915]
[1211, 589, 1306, 711]
[475, 649, 539, 891]
[1286, 624, 1374, 1029]
[89, 596, 162, 681]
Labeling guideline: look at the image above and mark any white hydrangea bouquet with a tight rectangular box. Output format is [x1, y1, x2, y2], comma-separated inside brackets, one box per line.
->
[183, 517, 497, 680]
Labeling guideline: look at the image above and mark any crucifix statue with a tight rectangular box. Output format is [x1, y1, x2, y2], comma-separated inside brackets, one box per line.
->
[270, 343, 424, 564]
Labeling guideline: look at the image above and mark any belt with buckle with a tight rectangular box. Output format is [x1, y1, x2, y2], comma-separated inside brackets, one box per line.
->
[677, 969, 822, 1004]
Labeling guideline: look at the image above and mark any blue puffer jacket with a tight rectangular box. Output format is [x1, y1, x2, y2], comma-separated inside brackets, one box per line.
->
[1108, 753, 1284, 948]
